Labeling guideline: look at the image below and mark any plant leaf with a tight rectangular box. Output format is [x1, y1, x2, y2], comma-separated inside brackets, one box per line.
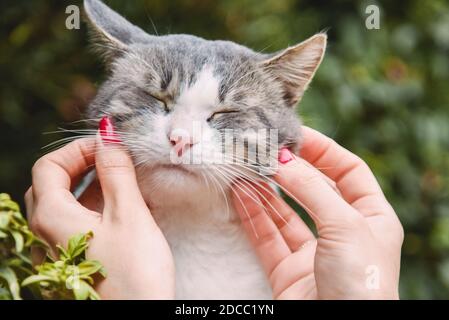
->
[0, 193, 11, 201]
[77, 260, 104, 276]
[67, 231, 92, 260]
[73, 280, 90, 300]
[0, 214, 10, 229]
[0, 286, 12, 300]
[14, 251, 32, 266]
[56, 244, 69, 261]
[86, 283, 101, 300]
[10, 230, 24, 253]
[21, 274, 58, 287]
[0, 266, 21, 300]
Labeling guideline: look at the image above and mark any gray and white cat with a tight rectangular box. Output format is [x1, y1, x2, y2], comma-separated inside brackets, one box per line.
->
[83, 0, 326, 299]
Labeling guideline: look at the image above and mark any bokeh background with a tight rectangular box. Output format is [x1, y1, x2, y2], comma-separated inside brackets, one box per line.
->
[1, 0, 448, 299]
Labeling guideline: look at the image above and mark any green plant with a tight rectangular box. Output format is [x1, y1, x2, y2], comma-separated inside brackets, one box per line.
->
[22, 231, 106, 300]
[0, 193, 42, 299]
[0, 193, 105, 300]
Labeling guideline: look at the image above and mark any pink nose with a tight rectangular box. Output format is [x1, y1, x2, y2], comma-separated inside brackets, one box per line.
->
[169, 131, 195, 157]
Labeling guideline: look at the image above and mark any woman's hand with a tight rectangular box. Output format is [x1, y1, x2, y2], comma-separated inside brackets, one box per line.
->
[25, 121, 175, 299]
[232, 126, 404, 300]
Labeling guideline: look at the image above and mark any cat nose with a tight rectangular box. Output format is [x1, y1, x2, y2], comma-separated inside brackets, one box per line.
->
[168, 129, 196, 157]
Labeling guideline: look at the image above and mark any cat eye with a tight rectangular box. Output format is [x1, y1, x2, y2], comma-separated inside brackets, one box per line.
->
[207, 109, 239, 122]
[142, 89, 170, 113]
[151, 94, 170, 113]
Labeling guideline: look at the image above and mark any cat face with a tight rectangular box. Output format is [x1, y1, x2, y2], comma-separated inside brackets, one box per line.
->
[84, 0, 326, 194]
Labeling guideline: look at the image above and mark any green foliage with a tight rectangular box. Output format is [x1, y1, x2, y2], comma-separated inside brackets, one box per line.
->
[0, 0, 448, 298]
[22, 231, 106, 300]
[0, 193, 42, 299]
[0, 193, 104, 300]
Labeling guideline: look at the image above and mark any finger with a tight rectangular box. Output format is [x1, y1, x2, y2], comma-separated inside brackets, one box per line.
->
[270, 243, 317, 299]
[29, 188, 99, 247]
[95, 118, 146, 215]
[30, 139, 101, 243]
[32, 138, 96, 198]
[248, 181, 315, 251]
[301, 161, 342, 196]
[30, 138, 99, 238]
[231, 183, 291, 277]
[275, 149, 361, 229]
[299, 126, 392, 216]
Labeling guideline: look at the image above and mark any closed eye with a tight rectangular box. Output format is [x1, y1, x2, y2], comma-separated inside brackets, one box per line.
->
[207, 109, 239, 122]
[140, 89, 169, 113]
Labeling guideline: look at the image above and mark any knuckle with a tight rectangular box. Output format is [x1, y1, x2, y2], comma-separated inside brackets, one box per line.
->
[386, 205, 404, 244]
[296, 167, 323, 188]
[29, 195, 56, 234]
[24, 187, 32, 202]
[31, 157, 50, 176]
[285, 164, 323, 187]
[97, 155, 134, 175]
[345, 154, 371, 177]
[29, 211, 44, 235]
[395, 218, 405, 244]
[359, 161, 374, 178]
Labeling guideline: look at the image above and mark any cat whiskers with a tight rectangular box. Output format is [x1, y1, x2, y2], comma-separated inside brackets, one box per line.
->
[41, 128, 142, 154]
[225, 158, 322, 226]
[200, 147, 322, 227]
[209, 166, 260, 237]
[200, 151, 290, 237]
[206, 168, 231, 221]
[218, 163, 293, 231]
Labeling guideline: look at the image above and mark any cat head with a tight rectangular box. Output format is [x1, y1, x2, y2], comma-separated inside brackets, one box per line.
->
[83, 0, 326, 198]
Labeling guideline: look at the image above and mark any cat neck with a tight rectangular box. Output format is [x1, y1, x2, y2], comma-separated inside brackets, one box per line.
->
[139, 179, 237, 223]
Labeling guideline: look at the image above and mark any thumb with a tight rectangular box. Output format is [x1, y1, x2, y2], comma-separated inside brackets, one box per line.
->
[95, 116, 145, 209]
[275, 148, 361, 231]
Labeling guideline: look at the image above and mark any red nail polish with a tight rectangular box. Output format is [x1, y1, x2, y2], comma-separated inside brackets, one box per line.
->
[99, 116, 121, 143]
[278, 148, 293, 164]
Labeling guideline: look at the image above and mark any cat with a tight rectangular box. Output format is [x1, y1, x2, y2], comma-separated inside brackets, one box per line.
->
[83, 0, 326, 299]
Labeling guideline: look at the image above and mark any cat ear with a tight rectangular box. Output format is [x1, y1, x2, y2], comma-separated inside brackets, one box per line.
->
[262, 33, 327, 107]
[83, 0, 151, 61]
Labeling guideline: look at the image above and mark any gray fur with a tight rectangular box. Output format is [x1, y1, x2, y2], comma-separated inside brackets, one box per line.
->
[84, 0, 326, 170]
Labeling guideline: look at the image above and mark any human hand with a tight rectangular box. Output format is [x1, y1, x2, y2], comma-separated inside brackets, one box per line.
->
[25, 118, 175, 299]
[232, 126, 403, 299]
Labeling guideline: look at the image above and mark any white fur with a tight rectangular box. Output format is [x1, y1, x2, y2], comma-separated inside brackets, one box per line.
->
[177, 66, 219, 111]
[148, 185, 272, 300]
[135, 66, 272, 299]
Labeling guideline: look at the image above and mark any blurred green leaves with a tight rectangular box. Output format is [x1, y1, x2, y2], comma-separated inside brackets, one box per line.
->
[0, 193, 104, 300]
[0, 193, 42, 300]
[22, 231, 106, 300]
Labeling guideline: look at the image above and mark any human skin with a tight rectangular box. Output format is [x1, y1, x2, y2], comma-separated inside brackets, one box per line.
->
[25, 127, 175, 299]
[231, 126, 404, 299]
[26, 122, 403, 299]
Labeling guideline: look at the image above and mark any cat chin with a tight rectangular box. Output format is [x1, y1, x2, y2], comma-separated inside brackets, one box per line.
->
[136, 165, 229, 210]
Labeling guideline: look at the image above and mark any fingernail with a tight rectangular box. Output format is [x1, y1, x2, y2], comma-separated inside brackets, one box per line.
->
[278, 148, 293, 164]
[99, 116, 121, 144]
